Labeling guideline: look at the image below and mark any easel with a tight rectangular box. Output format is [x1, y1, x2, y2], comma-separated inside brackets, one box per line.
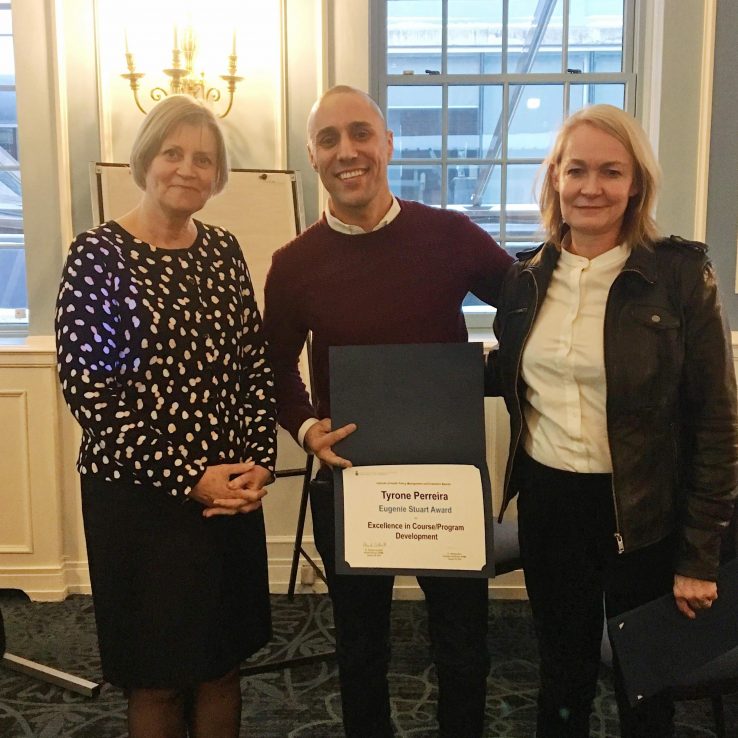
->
[283, 453, 327, 598]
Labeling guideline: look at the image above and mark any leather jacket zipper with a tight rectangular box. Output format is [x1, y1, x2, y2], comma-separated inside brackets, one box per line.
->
[503, 269, 540, 514]
[604, 269, 638, 555]
[613, 517, 625, 553]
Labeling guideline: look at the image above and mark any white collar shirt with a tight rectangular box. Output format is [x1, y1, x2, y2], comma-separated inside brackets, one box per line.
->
[521, 243, 631, 473]
[324, 197, 401, 235]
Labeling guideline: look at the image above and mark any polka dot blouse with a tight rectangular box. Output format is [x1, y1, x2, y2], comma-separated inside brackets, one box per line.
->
[56, 220, 277, 497]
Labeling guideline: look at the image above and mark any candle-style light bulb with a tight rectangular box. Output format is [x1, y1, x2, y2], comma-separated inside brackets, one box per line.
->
[173, 24, 179, 50]
[231, 30, 236, 56]
[124, 29, 129, 55]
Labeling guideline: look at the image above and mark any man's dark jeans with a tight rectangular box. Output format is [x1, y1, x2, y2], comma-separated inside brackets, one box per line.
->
[309, 469, 490, 738]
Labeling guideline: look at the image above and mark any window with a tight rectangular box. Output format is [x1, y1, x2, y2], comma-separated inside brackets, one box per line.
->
[373, 0, 636, 310]
[0, 3, 25, 329]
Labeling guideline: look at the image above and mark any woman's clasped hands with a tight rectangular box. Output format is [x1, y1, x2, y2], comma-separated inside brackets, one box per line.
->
[191, 461, 274, 517]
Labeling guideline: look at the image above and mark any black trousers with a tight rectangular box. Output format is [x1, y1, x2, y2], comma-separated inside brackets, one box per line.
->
[516, 452, 676, 738]
[309, 469, 490, 738]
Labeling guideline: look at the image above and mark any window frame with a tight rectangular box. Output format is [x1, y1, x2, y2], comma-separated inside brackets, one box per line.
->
[0, 0, 25, 333]
[371, 0, 638, 253]
[0, 1, 72, 339]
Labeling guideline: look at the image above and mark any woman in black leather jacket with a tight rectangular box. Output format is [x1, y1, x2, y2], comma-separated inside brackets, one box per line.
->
[487, 104, 737, 738]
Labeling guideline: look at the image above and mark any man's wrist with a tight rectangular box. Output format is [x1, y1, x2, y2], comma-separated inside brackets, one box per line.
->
[297, 418, 320, 450]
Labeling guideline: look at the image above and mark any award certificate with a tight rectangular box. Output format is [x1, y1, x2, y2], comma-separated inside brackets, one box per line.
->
[341, 463, 486, 571]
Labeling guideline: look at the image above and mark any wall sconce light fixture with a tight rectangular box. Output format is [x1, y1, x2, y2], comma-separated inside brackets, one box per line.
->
[122, 26, 242, 118]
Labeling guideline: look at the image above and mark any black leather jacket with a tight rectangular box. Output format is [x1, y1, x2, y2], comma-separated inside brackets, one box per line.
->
[487, 237, 738, 580]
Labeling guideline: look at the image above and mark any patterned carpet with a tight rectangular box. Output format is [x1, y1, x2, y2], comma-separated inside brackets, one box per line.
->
[0, 590, 735, 737]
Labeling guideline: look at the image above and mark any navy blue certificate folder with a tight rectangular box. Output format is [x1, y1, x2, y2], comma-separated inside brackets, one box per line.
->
[329, 342, 493, 577]
[607, 557, 738, 705]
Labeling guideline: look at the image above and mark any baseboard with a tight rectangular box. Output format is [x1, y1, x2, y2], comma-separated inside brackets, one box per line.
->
[61, 558, 93, 596]
[0, 564, 71, 602]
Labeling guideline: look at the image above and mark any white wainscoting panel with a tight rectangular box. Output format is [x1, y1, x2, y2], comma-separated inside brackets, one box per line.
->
[0, 390, 34, 553]
[0, 339, 66, 600]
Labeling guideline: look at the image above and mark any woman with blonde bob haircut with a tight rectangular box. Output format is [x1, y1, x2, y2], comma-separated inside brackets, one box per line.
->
[539, 103, 661, 250]
[487, 105, 737, 736]
[56, 94, 277, 737]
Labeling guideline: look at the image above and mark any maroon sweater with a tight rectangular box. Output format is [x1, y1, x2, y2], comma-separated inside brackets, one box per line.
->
[263, 199, 513, 439]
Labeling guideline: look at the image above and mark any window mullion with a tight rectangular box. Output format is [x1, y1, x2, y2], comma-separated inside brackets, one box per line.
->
[623, 0, 637, 112]
[441, 84, 448, 206]
[441, 0, 448, 76]
[563, 0, 572, 116]
[440, 0, 448, 206]
[499, 80, 509, 247]
[502, 0, 509, 75]
[563, 0, 571, 117]
[562, 0, 571, 73]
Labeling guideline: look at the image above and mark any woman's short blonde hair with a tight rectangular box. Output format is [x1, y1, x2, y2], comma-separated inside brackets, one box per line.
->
[539, 104, 661, 248]
[129, 95, 229, 194]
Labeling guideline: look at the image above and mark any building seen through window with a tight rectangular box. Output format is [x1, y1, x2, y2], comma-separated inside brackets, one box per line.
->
[376, 0, 634, 308]
[0, 3, 24, 329]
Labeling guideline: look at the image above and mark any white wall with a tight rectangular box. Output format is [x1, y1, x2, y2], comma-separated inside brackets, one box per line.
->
[653, 1, 715, 242]
[284, 0, 371, 224]
[94, 0, 284, 169]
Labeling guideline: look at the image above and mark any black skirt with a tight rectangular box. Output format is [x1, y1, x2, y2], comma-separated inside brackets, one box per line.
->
[80, 475, 272, 689]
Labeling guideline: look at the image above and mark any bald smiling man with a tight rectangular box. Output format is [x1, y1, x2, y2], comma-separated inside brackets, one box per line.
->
[264, 86, 513, 738]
